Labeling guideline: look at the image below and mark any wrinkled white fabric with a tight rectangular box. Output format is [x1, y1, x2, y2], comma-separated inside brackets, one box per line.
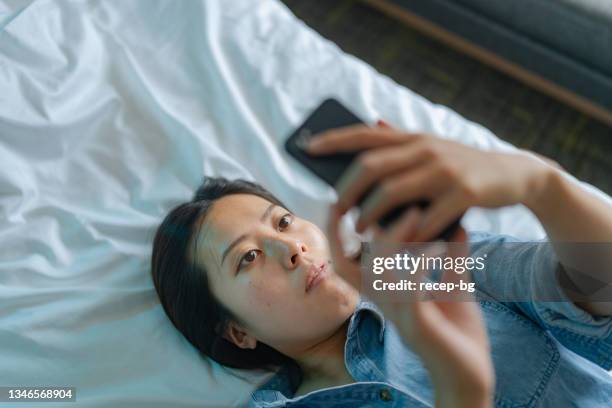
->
[1, 0, 610, 407]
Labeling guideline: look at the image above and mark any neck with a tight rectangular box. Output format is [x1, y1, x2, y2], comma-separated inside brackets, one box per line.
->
[295, 319, 351, 384]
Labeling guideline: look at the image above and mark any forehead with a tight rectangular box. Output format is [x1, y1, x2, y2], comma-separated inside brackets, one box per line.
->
[206, 193, 273, 235]
[193, 193, 274, 270]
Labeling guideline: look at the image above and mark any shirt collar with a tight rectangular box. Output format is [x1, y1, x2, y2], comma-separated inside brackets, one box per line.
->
[251, 297, 386, 403]
[353, 296, 386, 342]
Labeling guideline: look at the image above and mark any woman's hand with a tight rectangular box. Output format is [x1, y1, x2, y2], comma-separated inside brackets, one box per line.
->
[395, 229, 494, 408]
[310, 123, 556, 242]
[326, 205, 494, 408]
[314, 121, 612, 316]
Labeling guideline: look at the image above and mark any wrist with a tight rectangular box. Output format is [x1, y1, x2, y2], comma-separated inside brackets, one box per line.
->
[522, 156, 563, 214]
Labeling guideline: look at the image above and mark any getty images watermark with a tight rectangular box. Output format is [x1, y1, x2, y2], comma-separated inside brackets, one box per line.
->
[358, 240, 612, 303]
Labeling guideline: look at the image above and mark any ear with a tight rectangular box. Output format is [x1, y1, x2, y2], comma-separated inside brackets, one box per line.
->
[222, 321, 257, 350]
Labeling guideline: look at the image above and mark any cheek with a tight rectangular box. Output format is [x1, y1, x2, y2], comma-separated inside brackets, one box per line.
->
[300, 223, 329, 250]
[240, 278, 313, 339]
[243, 274, 291, 312]
[248, 280, 274, 309]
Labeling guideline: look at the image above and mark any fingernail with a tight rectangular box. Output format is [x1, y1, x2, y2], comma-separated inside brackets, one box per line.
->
[306, 138, 322, 152]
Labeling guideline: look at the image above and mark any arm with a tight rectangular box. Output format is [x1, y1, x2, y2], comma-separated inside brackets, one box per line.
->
[527, 163, 612, 243]
[523, 168, 612, 315]
[326, 206, 494, 408]
[308, 123, 612, 316]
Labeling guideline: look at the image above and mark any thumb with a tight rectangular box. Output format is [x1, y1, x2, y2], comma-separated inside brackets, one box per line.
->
[326, 204, 344, 258]
[442, 227, 469, 286]
[326, 205, 362, 289]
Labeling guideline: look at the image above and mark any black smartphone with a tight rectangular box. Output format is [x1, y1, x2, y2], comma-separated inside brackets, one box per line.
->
[284, 98, 461, 241]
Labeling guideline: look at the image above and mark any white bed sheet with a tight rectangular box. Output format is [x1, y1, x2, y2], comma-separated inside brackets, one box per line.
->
[1, 0, 610, 407]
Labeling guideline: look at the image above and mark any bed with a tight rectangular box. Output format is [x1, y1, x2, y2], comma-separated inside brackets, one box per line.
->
[1, 0, 610, 407]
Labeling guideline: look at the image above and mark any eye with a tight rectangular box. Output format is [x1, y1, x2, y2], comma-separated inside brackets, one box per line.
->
[278, 213, 293, 230]
[237, 249, 260, 272]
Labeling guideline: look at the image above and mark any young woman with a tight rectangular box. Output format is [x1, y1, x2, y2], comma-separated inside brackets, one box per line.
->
[151, 124, 612, 407]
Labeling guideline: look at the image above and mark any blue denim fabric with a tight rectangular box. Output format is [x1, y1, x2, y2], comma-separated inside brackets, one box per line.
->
[249, 232, 612, 407]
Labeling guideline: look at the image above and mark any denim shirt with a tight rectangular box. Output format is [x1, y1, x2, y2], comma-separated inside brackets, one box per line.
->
[249, 232, 612, 407]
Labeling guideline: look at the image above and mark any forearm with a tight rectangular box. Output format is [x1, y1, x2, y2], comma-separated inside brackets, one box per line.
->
[524, 166, 612, 315]
[525, 167, 612, 242]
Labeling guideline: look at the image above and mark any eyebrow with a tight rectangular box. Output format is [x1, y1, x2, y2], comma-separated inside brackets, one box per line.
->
[220, 203, 277, 267]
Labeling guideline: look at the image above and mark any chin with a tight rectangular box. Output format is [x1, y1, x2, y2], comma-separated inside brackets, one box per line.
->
[320, 277, 359, 311]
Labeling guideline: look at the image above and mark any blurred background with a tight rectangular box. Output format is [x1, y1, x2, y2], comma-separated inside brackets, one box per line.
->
[282, 0, 612, 196]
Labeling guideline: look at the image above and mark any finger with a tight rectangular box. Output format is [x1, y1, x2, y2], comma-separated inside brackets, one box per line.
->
[410, 232, 488, 351]
[412, 189, 469, 242]
[407, 300, 483, 361]
[368, 208, 423, 305]
[436, 227, 479, 312]
[413, 240, 449, 286]
[335, 142, 429, 213]
[355, 165, 445, 232]
[449, 226, 468, 243]
[399, 280, 466, 351]
[325, 204, 344, 259]
[405, 298, 448, 341]
[307, 124, 415, 154]
[443, 227, 469, 285]
[435, 298, 485, 342]
[384, 206, 423, 243]
[326, 205, 361, 289]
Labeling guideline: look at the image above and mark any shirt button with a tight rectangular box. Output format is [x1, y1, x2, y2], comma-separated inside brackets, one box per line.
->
[379, 388, 393, 402]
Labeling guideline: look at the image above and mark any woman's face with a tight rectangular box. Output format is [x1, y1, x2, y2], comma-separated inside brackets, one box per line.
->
[191, 194, 359, 355]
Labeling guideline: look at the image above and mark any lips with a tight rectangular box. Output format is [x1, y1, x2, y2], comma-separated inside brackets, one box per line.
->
[305, 262, 328, 293]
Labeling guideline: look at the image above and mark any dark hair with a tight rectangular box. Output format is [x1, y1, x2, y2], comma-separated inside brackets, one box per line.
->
[151, 177, 300, 377]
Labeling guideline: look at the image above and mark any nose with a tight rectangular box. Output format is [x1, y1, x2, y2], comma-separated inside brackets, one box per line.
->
[269, 236, 308, 270]
[288, 242, 308, 270]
